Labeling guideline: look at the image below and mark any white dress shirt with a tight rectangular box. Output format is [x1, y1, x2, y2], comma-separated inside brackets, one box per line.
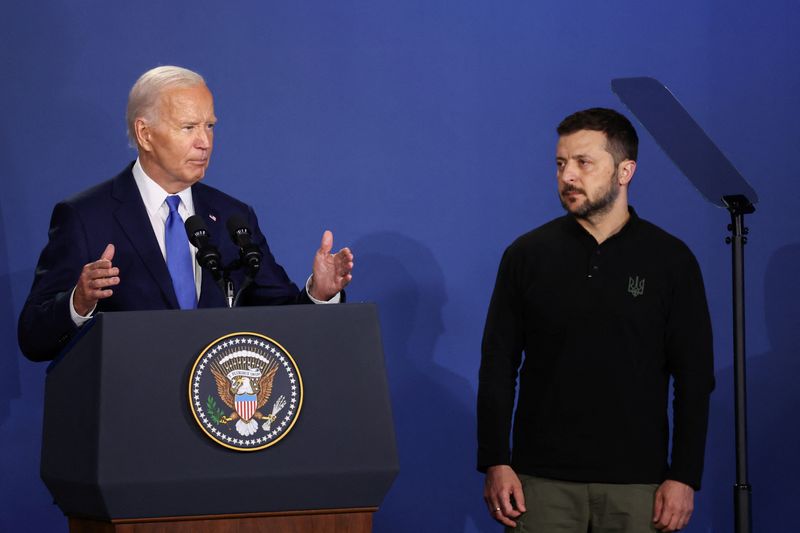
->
[131, 159, 202, 296]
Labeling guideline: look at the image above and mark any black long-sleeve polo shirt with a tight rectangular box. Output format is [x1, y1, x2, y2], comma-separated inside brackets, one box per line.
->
[477, 208, 714, 489]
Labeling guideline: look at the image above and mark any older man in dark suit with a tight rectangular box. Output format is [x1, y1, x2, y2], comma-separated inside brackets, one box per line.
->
[18, 65, 353, 362]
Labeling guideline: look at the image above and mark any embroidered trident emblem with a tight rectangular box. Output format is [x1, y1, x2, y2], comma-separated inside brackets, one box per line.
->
[627, 276, 645, 297]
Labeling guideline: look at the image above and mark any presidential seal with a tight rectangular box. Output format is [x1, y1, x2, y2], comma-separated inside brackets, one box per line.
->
[188, 332, 303, 451]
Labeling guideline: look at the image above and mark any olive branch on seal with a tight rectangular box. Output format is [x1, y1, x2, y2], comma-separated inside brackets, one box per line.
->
[206, 395, 226, 424]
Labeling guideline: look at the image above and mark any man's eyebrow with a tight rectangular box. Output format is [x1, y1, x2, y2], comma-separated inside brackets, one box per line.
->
[556, 153, 592, 160]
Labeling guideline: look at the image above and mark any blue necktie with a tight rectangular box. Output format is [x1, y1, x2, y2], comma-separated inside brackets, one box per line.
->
[165, 195, 196, 309]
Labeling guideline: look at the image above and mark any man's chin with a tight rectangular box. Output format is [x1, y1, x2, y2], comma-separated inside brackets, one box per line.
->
[186, 169, 207, 183]
[560, 198, 585, 214]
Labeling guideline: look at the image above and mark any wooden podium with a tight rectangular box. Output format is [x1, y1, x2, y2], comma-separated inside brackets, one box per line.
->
[69, 508, 375, 532]
[41, 304, 398, 532]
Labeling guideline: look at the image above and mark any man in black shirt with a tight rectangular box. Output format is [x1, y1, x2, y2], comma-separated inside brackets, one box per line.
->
[478, 108, 714, 532]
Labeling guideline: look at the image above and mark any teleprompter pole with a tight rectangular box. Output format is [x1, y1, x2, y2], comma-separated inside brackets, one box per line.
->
[611, 77, 760, 533]
[723, 194, 754, 533]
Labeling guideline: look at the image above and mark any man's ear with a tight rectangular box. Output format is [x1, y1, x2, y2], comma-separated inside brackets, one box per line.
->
[618, 159, 636, 186]
[134, 118, 152, 152]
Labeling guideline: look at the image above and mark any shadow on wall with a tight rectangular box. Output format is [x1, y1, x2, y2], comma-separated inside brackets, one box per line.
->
[0, 8, 100, 528]
[1, 0, 118, 429]
[0, 200, 21, 427]
[350, 232, 496, 533]
[707, 243, 800, 531]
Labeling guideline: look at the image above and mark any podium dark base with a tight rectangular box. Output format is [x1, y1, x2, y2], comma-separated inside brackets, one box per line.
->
[68, 508, 376, 533]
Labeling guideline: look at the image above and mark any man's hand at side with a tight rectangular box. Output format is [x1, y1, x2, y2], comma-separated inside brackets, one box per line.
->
[309, 230, 353, 301]
[653, 479, 694, 532]
[484, 465, 527, 527]
[73, 244, 119, 316]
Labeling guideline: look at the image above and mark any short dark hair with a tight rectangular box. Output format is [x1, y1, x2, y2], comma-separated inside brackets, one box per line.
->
[557, 108, 638, 164]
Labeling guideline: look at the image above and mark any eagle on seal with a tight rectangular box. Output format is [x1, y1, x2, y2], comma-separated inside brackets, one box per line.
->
[211, 358, 279, 436]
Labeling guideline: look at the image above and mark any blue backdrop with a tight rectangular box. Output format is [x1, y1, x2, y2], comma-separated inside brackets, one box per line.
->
[2, 2, 798, 532]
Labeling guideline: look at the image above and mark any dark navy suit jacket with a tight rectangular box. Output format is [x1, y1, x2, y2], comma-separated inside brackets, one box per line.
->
[18, 163, 311, 361]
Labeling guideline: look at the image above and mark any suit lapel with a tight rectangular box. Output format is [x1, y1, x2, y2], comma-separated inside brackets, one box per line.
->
[111, 167, 179, 308]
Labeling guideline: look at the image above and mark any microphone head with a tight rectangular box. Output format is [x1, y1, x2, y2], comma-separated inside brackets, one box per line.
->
[226, 213, 251, 243]
[184, 215, 209, 247]
[185, 215, 221, 274]
[226, 214, 261, 273]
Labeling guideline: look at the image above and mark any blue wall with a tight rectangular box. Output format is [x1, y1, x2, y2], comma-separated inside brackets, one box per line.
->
[2, 2, 798, 531]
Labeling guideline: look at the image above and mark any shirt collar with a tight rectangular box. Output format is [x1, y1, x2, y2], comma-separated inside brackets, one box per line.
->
[563, 206, 640, 243]
[616, 206, 640, 238]
[132, 158, 194, 215]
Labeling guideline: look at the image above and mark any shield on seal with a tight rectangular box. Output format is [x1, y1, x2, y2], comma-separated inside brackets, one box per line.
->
[235, 393, 257, 421]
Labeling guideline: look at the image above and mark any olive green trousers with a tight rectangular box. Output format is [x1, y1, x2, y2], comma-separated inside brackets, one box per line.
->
[508, 475, 659, 533]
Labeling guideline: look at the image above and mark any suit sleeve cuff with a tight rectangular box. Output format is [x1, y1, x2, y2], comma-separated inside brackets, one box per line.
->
[304, 275, 341, 304]
[70, 286, 96, 326]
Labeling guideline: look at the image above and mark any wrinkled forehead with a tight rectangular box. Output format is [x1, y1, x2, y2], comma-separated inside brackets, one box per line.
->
[157, 84, 215, 119]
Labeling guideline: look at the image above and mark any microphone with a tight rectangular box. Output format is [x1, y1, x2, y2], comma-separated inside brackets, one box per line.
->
[184, 215, 222, 278]
[226, 214, 262, 274]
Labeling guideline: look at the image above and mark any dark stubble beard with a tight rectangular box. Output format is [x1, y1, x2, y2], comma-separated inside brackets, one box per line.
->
[559, 167, 620, 220]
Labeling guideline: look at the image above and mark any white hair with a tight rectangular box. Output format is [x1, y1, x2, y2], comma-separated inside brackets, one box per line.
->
[126, 65, 206, 146]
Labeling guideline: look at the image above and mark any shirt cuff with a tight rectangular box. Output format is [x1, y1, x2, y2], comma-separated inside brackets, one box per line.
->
[305, 275, 341, 304]
[70, 286, 96, 326]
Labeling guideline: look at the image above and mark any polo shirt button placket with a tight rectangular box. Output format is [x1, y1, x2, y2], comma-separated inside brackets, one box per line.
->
[588, 247, 602, 278]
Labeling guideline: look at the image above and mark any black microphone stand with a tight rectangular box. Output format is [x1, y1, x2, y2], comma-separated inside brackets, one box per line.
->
[185, 216, 236, 308]
[199, 260, 234, 309]
[222, 275, 235, 309]
[217, 260, 243, 309]
[225, 216, 263, 307]
[217, 258, 260, 309]
[209, 253, 259, 309]
[231, 254, 260, 308]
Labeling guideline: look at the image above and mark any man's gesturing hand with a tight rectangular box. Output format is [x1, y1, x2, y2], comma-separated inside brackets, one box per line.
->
[73, 244, 119, 316]
[653, 479, 694, 532]
[484, 465, 527, 527]
[309, 230, 353, 301]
